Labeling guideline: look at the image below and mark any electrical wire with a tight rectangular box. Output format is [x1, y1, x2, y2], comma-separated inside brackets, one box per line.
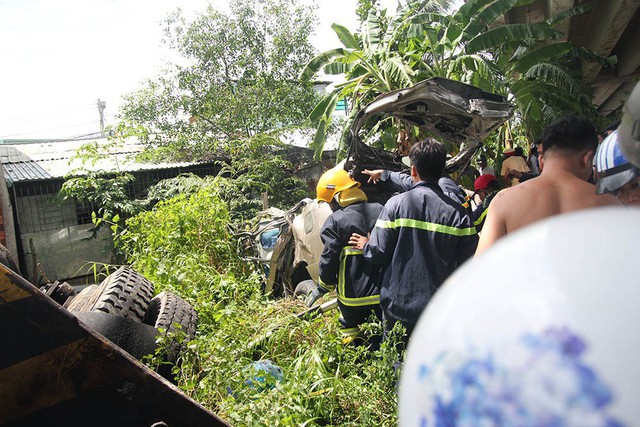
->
[0, 121, 100, 139]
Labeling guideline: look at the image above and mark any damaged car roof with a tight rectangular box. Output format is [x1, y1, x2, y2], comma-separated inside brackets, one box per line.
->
[350, 77, 513, 144]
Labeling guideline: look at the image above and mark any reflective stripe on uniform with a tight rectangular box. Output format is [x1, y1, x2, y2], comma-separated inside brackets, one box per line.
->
[462, 196, 470, 209]
[319, 278, 335, 292]
[375, 218, 477, 236]
[337, 247, 380, 307]
[474, 209, 488, 227]
[340, 327, 360, 338]
[338, 293, 380, 307]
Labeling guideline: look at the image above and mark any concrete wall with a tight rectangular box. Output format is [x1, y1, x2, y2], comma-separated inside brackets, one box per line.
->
[21, 224, 114, 284]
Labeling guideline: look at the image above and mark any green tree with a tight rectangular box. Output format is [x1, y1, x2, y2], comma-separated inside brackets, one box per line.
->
[118, 0, 319, 161]
[300, 2, 426, 157]
[303, 0, 605, 156]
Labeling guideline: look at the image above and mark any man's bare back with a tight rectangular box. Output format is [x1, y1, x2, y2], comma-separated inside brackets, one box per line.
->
[476, 168, 620, 255]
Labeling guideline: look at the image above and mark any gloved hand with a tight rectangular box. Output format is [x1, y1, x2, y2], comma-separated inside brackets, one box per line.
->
[305, 285, 328, 307]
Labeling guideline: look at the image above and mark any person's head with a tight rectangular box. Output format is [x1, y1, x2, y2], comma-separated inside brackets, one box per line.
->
[409, 138, 447, 182]
[605, 120, 621, 135]
[316, 166, 360, 210]
[595, 130, 640, 206]
[540, 114, 598, 179]
[514, 146, 524, 157]
[474, 174, 499, 201]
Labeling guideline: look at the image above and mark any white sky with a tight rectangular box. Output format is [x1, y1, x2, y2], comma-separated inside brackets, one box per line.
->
[0, 0, 398, 140]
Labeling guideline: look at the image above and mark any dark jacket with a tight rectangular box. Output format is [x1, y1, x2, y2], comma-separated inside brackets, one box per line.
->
[363, 181, 478, 323]
[380, 170, 470, 209]
[471, 191, 498, 232]
[319, 202, 383, 307]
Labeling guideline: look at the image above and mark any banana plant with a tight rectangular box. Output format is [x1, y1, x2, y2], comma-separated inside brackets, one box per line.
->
[300, 6, 419, 159]
[303, 0, 605, 158]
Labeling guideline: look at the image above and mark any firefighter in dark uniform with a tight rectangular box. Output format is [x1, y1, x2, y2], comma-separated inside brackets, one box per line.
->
[306, 166, 383, 345]
[350, 139, 478, 353]
[471, 174, 500, 232]
[362, 166, 472, 211]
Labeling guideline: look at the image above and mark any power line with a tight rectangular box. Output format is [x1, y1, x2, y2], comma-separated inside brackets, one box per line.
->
[0, 121, 100, 139]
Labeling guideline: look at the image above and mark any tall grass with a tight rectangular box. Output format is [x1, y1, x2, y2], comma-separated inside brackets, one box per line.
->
[118, 179, 399, 426]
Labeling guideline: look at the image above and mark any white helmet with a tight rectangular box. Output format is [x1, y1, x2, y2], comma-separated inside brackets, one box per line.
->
[594, 130, 639, 195]
[399, 208, 640, 427]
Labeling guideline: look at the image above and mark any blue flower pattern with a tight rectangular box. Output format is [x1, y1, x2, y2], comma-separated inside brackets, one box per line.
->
[416, 327, 623, 427]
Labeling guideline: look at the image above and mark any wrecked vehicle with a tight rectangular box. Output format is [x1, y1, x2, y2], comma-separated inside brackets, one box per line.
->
[250, 199, 331, 297]
[10, 237, 198, 361]
[344, 77, 513, 201]
[253, 77, 512, 298]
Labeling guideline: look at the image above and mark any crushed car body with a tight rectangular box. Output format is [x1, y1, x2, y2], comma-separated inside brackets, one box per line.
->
[254, 77, 512, 296]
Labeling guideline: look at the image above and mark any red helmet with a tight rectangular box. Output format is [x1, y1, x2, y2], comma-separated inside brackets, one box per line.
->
[474, 174, 497, 191]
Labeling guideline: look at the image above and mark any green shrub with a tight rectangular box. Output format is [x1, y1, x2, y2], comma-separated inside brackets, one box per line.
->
[118, 179, 399, 426]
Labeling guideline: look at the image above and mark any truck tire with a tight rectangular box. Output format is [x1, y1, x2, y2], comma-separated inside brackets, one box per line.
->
[143, 291, 198, 363]
[294, 279, 316, 299]
[66, 267, 154, 322]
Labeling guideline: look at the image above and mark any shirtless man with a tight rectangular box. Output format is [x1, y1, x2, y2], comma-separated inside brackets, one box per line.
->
[476, 114, 621, 256]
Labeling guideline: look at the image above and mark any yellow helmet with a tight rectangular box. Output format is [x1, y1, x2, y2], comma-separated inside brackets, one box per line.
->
[316, 167, 360, 203]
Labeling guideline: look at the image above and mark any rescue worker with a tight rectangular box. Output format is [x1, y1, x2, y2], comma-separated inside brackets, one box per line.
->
[471, 174, 500, 232]
[362, 167, 471, 211]
[594, 130, 640, 206]
[306, 166, 383, 345]
[349, 139, 478, 353]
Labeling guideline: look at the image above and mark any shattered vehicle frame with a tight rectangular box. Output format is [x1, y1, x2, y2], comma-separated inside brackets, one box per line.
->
[254, 77, 512, 297]
[344, 77, 513, 202]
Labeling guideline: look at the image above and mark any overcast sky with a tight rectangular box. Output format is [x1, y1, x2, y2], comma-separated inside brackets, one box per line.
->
[0, 0, 398, 140]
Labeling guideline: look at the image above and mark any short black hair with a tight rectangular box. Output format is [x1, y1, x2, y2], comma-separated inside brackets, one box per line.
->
[541, 114, 598, 153]
[514, 146, 524, 156]
[605, 120, 621, 133]
[409, 138, 446, 181]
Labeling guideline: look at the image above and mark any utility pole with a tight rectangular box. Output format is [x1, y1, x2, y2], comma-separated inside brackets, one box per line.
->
[97, 98, 106, 136]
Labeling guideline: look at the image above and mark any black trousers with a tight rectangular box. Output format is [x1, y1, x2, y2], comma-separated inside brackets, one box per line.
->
[382, 310, 416, 371]
[338, 302, 382, 348]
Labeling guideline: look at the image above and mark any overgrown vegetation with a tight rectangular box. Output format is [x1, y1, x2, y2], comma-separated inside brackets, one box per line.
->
[58, 133, 310, 240]
[59, 0, 621, 424]
[117, 171, 400, 426]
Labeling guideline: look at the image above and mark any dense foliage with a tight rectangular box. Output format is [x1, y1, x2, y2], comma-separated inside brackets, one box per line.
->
[118, 0, 319, 161]
[59, 133, 311, 239]
[67, 1, 619, 425]
[118, 175, 401, 426]
[303, 0, 608, 156]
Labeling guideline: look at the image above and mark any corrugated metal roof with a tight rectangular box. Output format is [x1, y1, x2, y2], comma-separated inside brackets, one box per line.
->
[2, 161, 52, 184]
[0, 146, 32, 164]
[0, 137, 202, 184]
